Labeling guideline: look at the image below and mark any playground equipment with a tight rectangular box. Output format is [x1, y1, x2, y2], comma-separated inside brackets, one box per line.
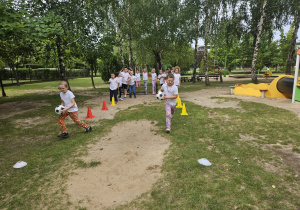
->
[233, 75, 298, 99]
[292, 49, 300, 103]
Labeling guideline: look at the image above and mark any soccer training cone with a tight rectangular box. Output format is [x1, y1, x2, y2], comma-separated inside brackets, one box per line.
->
[111, 97, 116, 106]
[101, 100, 109, 111]
[176, 94, 180, 103]
[85, 107, 95, 119]
[180, 103, 188, 115]
[176, 97, 183, 108]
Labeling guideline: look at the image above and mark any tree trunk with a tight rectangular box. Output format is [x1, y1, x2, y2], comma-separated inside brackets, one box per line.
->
[193, 13, 199, 83]
[56, 34, 71, 89]
[251, 0, 268, 83]
[116, 16, 125, 67]
[128, 31, 133, 68]
[204, 0, 211, 86]
[0, 74, 6, 97]
[91, 63, 95, 89]
[285, 17, 300, 75]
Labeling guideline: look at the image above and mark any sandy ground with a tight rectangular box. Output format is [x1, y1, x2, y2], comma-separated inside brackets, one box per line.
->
[66, 120, 170, 209]
[2, 76, 300, 209]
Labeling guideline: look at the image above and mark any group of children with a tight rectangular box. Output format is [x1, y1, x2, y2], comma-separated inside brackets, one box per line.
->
[56, 66, 181, 138]
[109, 65, 181, 104]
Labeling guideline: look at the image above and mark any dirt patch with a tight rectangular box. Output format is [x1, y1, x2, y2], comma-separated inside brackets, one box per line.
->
[0, 101, 50, 119]
[66, 120, 170, 209]
[270, 147, 300, 176]
[78, 93, 159, 122]
[15, 117, 48, 129]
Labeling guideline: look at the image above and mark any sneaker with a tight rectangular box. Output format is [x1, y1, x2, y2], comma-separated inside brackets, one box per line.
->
[119, 98, 124, 101]
[166, 128, 171, 133]
[57, 132, 69, 138]
[124, 96, 127, 100]
[116, 102, 118, 104]
[134, 96, 136, 98]
[85, 126, 92, 134]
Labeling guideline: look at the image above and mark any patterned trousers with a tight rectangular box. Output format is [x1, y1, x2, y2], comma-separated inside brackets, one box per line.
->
[58, 111, 89, 133]
[164, 104, 176, 129]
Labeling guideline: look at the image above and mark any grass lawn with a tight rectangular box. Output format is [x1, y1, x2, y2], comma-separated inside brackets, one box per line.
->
[0, 78, 299, 209]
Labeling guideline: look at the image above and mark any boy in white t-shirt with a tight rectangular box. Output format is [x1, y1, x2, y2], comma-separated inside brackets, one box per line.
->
[109, 72, 119, 104]
[142, 65, 148, 94]
[121, 67, 130, 99]
[159, 74, 178, 133]
[57, 81, 92, 138]
[117, 71, 123, 101]
[158, 69, 165, 87]
[128, 71, 137, 98]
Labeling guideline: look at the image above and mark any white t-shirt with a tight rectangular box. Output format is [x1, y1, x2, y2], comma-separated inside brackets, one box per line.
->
[121, 71, 130, 84]
[143, 72, 148, 81]
[135, 73, 141, 81]
[161, 84, 178, 106]
[128, 75, 137, 86]
[109, 78, 119, 90]
[151, 73, 157, 81]
[117, 76, 123, 87]
[174, 73, 181, 86]
[158, 74, 165, 84]
[60, 90, 78, 112]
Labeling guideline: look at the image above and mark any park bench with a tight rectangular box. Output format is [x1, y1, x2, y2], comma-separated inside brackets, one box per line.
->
[197, 74, 219, 81]
[244, 68, 252, 72]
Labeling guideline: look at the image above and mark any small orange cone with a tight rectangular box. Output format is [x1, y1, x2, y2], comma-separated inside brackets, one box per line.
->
[101, 100, 109, 111]
[180, 103, 188, 115]
[85, 107, 95, 119]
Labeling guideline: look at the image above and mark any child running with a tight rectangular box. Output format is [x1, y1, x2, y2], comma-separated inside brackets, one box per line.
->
[128, 71, 137, 98]
[109, 72, 119, 104]
[151, 68, 157, 94]
[174, 66, 181, 88]
[159, 74, 178, 133]
[57, 81, 92, 138]
[121, 67, 130, 99]
[142, 65, 148, 94]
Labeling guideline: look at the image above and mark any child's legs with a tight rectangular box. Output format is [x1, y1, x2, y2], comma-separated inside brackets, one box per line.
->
[118, 87, 122, 98]
[144, 80, 147, 93]
[109, 89, 113, 102]
[129, 85, 132, 96]
[132, 85, 136, 96]
[152, 80, 156, 93]
[69, 112, 89, 129]
[164, 104, 172, 129]
[58, 112, 69, 133]
[113, 89, 118, 102]
[136, 81, 140, 87]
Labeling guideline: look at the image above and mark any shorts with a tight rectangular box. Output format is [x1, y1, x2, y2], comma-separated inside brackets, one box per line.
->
[122, 84, 128, 89]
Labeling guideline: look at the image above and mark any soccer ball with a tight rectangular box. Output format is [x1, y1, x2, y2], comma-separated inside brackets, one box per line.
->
[156, 91, 165, 100]
[55, 105, 65, 115]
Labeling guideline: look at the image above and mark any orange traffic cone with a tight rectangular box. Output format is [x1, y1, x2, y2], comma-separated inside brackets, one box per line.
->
[101, 100, 109, 111]
[85, 107, 95, 119]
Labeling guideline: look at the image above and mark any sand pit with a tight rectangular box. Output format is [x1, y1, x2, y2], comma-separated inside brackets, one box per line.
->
[66, 120, 170, 209]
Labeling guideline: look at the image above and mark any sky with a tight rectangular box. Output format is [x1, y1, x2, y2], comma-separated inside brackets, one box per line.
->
[197, 25, 300, 47]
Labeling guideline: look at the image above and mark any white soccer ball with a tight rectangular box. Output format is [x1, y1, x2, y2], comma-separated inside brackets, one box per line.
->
[55, 105, 65, 115]
[156, 91, 165, 100]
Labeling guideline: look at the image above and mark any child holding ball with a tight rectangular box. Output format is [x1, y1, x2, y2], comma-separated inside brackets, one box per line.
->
[159, 74, 178, 133]
[57, 81, 92, 138]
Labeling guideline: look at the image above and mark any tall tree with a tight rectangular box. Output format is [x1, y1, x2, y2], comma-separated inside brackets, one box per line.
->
[285, 0, 300, 74]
